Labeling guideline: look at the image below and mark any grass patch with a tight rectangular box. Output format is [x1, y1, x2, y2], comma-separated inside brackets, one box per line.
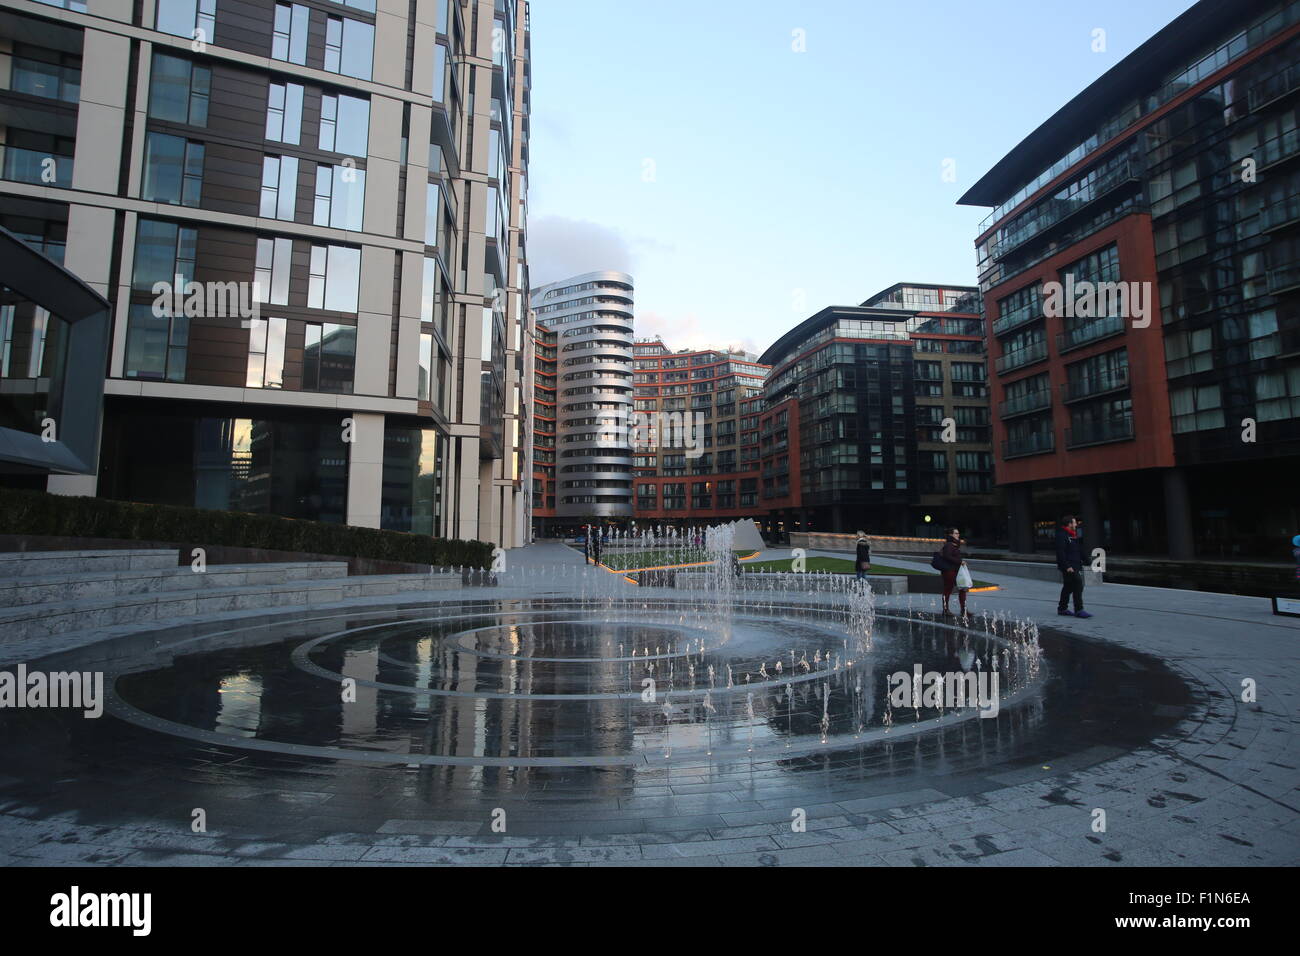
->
[573, 546, 758, 571]
[741, 556, 993, 587]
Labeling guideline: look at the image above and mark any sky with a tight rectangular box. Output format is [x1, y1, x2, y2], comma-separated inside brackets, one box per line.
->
[525, 0, 1198, 357]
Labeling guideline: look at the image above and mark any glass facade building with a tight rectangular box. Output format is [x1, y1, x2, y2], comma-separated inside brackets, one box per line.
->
[0, 0, 533, 547]
[962, 0, 1300, 558]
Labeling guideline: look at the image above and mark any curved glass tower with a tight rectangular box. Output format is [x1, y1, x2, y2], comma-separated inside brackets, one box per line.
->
[530, 271, 634, 523]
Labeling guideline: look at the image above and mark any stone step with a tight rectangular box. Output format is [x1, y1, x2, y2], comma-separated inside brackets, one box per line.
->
[0, 562, 350, 608]
[0, 549, 179, 577]
[0, 572, 460, 643]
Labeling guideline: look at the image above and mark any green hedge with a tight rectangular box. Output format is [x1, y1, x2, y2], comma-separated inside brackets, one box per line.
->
[0, 487, 492, 568]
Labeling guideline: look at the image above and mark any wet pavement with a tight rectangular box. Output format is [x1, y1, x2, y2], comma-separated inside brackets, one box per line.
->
[0, 543, 1296, 866]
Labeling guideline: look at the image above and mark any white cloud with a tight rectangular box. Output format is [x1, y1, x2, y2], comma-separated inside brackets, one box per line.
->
[528, 216, 633, 285]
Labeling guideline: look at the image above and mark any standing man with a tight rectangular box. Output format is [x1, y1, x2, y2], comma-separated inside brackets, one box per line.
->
[1056, 515, 1093, 618]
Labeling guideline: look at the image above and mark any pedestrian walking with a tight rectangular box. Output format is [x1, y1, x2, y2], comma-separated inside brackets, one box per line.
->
[937, 528, 968, 617]
[855, 532, 872, 582]
[1056, 515, 1093, 618]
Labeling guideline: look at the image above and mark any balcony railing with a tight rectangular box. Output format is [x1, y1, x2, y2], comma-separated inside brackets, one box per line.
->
[995, 340, 1048, 374]
[1063, 366, 1130, 402]
[998, 389, 1053, 419]
[1, 146, 74, 188]
[1002, 431, 1055, 459]
[1260, 191, 1300, 232]
[1248, 61, 1300, 112]
[1066, 414, 1134, 448]
[1259, 127, 1300, 170]
[992, 299, 1043, 337]
[1056, 313, 1126, 354]
[1267, 262, 1300, 295]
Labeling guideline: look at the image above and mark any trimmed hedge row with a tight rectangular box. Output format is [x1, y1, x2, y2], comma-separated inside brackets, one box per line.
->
[0, 487, 493, 568]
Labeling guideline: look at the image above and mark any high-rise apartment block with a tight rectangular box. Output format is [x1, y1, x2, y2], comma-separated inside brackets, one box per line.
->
[0, 0, 532, 547]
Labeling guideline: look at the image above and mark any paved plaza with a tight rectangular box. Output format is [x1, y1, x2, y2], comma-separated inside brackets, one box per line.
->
[0, 543, 1296, 867]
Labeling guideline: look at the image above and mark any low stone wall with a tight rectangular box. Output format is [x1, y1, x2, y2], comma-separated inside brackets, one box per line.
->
[0, 534, 434, 577]
[789, 532, 942, 555]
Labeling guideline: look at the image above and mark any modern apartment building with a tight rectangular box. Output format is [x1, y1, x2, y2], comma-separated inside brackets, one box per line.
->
[629, 337, 767, 525]
[0, 0, 532, 548]
[528, 270, 633, 533]
[757, 284, 999, 540]
[961, 0, 1300, 558]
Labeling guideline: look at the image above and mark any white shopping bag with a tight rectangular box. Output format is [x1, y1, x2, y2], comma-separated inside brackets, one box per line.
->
[955, 564, 973, 589]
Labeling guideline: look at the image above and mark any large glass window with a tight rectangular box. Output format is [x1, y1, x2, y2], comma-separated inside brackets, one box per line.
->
[324, 16, 373, 80]
[254, 236, 292, 305]
[313, 164, 365, 230]
[271, 3, 309, 64]
[319, 93, 370, 156]
[307, 245, 361, 312]
[303, 322, 355, 392]
[143, 133, 205, 206]
[260, 155, 299, 220]
[265, 81, 304, 144]
[132, 219, 197, 292]
[10, 45, 81, 104]
[148, 53, 210, 126]
[246, 317, 287, 388]
[156, 0, 216, 42]
[425, 183, 442, 246]
[381, 425, 442, 536]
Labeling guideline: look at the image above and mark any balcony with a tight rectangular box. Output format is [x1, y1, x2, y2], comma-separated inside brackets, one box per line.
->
[1066, 414, 1134, 448]
[1056, 313, 1126, 354]
[1062, 366, 1130, 403]
[1266, 262, 1300, 295]
[1002, 431, 1055, 459]
[998, 389, 1052, 419]
[1259, 127, 1300, 170]
[1, 146, 74, 189]
[1260, 191, 1300, 232]
[992, 299, 1043, 337]
[1248, 62, 1300, 112]
[995, 340, 1048, 374]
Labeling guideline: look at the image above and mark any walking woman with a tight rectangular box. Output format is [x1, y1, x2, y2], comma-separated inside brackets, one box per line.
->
[855, 532, 872, 582]
[940, 527, 968, 617]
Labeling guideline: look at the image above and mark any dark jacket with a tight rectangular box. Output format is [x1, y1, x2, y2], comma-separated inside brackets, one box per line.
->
[856, 540, 871, 564]
[1056, 526, 1083, 572]
[940, 537, 962, 570]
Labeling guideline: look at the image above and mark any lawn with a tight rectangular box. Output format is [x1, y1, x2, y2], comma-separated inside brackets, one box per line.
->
[572, 546, 759, 571]
[741, 556, 993, 587]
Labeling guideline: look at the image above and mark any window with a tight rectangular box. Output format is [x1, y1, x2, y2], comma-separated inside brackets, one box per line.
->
[265, 82, 304, 144]
[143, 133, 204, 206]
[319, 93, 369, 156]
[272, 3, 309, 65]
[1164, 327, 1214, 378]
[432, 43, 448, 102]
[10, 45, 81, 104]
[425, 183, 443, 246]
[324, 16, 373, 80]
[260, 156, 299, 220]
[125, 303, 188, 382]
[1253, 368, 1300, 422]
[1169, 384, 1224, 433]
[246, 317, 287, 388]
[307, 245, 361, 312]
[303, 322, 355, 392]
[131, 219, 196, 291]
[254, 237, 292, 305]
[148, 53, 210, 126]
[157, 0, 216, 42]
[313, 164, 365, 230]
[418, 333, 434, 401]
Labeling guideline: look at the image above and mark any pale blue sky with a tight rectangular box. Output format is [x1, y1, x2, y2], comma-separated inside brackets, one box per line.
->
[526, 0, 1197, 356]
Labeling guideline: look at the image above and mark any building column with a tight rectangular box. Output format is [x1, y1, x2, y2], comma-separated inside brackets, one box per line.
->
[345, 412, 385, 528]
[1006, 482, 1034, 554]
[1163, 467, 1195, 560]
